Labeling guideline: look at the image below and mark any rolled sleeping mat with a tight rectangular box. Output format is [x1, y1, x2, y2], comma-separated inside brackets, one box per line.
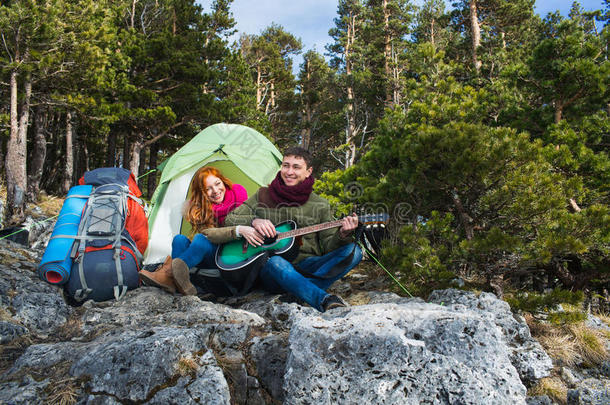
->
[37, 185, 93, 284]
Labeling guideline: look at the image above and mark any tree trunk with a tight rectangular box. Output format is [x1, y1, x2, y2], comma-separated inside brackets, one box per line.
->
[138, 144, 147, 189]
[300, 104, 312, 150]
[430, 17, 436, 47]
[123, 135, 131, 170]
[469, 0, 482, 73]
[63, 111, 74, 194]
[392, 44, 401, 106]
[383, 0, 393, 107]
[300, 58, 312, 150]
[270, 81, 276, 109]
[129, 137, 143, 178]
[147, 142, 159, 198]
[106, 131, 117, 166]
[345, 12, 357, 169]
[75, 123, 90, 179]
[452, 190, 474, 240]
[256, 65, 263, 110]
[6, 70, 31, 222]
[27, 105, 48, 202]
[554, 103, 563, 124]
[130, 0, 137, 29]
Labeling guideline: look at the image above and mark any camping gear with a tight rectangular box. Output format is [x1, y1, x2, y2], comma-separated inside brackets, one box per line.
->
[38, 185, 93, 284]
[65, 168, 148, 302]
[144, 123, 282, 265]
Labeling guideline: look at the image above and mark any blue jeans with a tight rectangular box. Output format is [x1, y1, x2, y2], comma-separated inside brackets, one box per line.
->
[171, 234, 217, 269]
[259, 243, 362, 311]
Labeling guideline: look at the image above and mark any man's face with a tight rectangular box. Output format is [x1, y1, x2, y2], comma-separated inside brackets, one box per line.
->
[280, 155, 313, 186]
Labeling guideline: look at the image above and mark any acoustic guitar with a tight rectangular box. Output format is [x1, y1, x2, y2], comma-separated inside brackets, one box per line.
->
[215, 214, 389, 273]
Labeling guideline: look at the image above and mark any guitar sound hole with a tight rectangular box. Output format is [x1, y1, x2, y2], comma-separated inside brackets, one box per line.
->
[263, 236, 277, 245]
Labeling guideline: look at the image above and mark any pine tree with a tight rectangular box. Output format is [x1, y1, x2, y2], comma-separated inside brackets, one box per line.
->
[238, 24, 302, 144]
[295, 50, 342, 170]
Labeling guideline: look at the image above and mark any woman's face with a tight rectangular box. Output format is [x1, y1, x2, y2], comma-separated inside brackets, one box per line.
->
[204, 175, 226, 204]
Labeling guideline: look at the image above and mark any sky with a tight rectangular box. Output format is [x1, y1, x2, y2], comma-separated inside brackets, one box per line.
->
[197, 0, 606, 70]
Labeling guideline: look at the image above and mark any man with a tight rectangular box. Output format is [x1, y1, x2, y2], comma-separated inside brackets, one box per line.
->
[224, 147, 362, 312]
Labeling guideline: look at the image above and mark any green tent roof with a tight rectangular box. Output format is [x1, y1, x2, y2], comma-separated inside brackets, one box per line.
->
[159, 123, 282, 186]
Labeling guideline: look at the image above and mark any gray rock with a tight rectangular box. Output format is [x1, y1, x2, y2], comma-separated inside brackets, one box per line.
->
[0, 262, 72, 338]
[0, 321, 29, 344]
[428, 289, 553, 383]
[600, 361, 610, 378]
[567, 378, 610, 405]
[11, 291, 70, 335]
[22, 214, 54, 249]
[69, 327, 218, 402]
[1, 241, 562, 405]
[250, 334, 289, 401]
[526, 396, 553, 405]
[586, 314, 610, 332]
[147, 350, 230, 405]
[283, 302, 527, 404]
[79, 288, 265, 335]
[562, 367, 580, 388]
[0, 375, 50, 405]
[78, 395, 122, 405]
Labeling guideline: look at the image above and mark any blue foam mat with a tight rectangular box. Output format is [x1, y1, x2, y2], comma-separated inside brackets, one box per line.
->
[38, 185, 92, 284]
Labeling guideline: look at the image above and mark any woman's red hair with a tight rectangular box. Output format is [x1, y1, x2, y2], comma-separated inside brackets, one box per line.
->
[185, 166, 233, 235]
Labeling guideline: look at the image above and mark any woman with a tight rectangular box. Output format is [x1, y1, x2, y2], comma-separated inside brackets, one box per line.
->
[140, 166, 263, 295]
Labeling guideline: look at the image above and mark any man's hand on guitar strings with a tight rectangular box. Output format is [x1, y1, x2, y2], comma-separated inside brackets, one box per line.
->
[339, 213, 359, 238]
[239, 225, 265, 247]
[252, 218, 277, 238]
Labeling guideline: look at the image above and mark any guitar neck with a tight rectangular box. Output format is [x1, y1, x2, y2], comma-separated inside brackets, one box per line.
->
[276, 220, 343, 240]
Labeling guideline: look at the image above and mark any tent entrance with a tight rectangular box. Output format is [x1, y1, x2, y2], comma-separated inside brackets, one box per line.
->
[179, 159, 260, 237]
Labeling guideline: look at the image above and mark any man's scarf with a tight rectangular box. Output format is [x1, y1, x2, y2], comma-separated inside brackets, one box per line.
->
[267, 172, 314, 206]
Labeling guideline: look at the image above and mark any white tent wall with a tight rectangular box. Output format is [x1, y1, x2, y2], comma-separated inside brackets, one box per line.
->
[144, 165, 197, 265]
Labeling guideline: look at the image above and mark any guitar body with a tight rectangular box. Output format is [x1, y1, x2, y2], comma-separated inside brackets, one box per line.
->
[215, 220, 299, 273]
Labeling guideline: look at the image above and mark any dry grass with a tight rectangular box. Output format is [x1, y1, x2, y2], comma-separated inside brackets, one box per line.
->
[568, 323, 609, 367]
[537, 331, 581, 367]
[0, 307, 14, 322]
[56, 317, 83, 341]
[597, 312, 610, 328]
[35, 193, 65, 218]
[528, 377, 567, 405]
[176, 356, 199, 377]
[346, 291, 372, 306]
[44, 377, 80, 405]
[527, 314, 609, 368]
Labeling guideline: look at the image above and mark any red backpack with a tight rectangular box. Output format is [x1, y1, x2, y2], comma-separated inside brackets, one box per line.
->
[65, 168, 148, 303]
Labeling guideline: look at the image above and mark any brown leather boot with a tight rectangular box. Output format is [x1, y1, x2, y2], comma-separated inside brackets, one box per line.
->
[171, 258, 197, 296]
[139, 256, 176, 294]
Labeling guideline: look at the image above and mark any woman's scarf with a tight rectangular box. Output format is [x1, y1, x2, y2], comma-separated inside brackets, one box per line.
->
[267, 172, 314, 206]
[213, 183, 248, 225]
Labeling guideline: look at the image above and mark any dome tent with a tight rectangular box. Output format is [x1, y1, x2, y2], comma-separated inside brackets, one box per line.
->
[144, 123, 282, 265]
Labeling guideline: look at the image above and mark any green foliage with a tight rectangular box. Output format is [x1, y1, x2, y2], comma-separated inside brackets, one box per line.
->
[506, 288, 584, 314]
[547, 311, 588, 325]
[379, 211, 458, 296]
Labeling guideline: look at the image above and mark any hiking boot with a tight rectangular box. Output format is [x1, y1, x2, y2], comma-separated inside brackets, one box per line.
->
[172, 258, 197, 296]
[140, 256, 176, 294]
[322, 294, 348, 312]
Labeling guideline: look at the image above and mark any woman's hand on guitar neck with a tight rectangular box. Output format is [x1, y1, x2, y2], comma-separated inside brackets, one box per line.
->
[239, 225, 265, 247]
[252, 218, 277, 239]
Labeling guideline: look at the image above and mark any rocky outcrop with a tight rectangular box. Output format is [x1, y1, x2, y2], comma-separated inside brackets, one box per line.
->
[0, 240, 560, 405]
